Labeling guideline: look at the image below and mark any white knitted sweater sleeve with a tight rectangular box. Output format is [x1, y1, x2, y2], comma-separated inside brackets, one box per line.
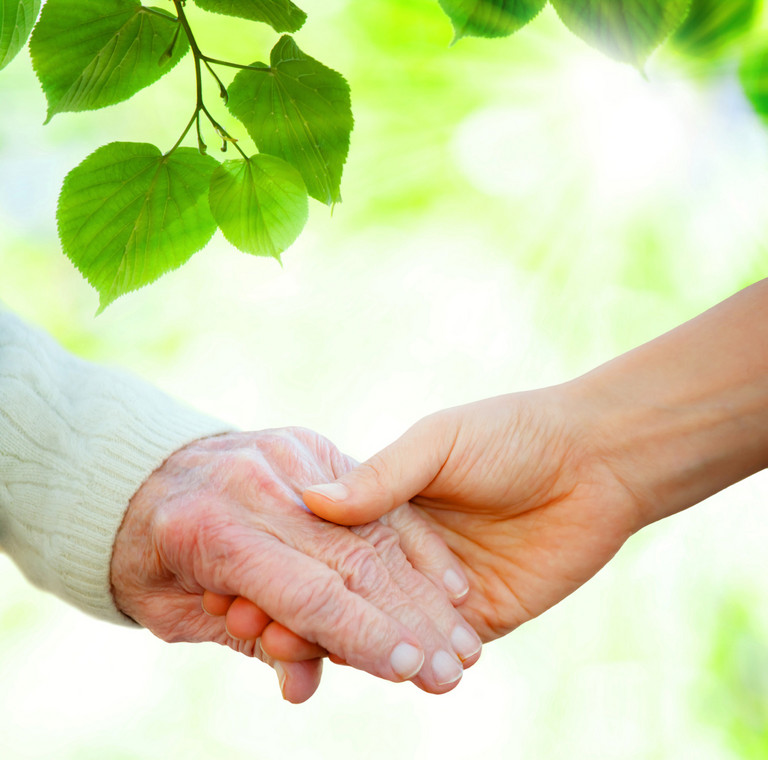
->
[0, 310, 233, 624]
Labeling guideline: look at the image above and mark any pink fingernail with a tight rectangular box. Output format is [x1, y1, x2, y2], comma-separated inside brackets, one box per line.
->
[451, 626, 482, 662]
[306, 483, 349, 502]
[443, 569, 469, 599]
[390, 642, 424, 680]
[432, 650, 463, 686]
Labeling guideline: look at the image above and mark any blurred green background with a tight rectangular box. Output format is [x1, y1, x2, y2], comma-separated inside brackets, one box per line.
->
[1, 1, 768, 758]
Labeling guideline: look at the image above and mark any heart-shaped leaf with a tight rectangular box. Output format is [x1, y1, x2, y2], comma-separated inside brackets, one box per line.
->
[0, 0, 40, 71]
[551, 0, 691, 67]
[30, 0, 189, 122]
[439, 0, 547, 41]
[58, 142, 219, 312]
[192, 0, 306, 34]
[209, 154, 308, 259]
[227, 36, 353, 206]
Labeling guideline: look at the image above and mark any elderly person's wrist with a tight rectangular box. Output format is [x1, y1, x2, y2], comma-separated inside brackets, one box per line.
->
[0, 309, 231, 623]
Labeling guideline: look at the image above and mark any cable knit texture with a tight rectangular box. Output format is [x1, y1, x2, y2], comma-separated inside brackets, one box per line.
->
[0, 311, 233, 624]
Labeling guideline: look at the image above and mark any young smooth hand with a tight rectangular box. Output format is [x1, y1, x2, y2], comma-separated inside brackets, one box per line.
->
[306, 280, 768, 642]
[303, 390, 641, 642]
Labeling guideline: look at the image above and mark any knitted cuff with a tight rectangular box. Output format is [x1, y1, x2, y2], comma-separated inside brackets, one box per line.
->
[0, 312, 233, 625]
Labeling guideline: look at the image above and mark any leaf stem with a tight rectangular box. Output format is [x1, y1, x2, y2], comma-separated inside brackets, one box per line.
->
[170, 0, 250, 157]
[202, 56, 271, 74]
[172, 0, 204, 60]
[201, 104, 248, 159]
[170, 110, 197, 153]
[203, 58, 229, 103]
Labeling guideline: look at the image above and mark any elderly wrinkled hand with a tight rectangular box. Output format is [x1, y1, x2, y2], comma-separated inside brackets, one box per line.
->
[110, 428, 481, 703]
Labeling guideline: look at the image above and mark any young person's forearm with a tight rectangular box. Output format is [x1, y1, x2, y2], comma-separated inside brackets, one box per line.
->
[571, 279, 768, 528]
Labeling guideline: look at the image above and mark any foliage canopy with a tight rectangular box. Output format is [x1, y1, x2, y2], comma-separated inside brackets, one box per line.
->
[0, 0, 766, 309]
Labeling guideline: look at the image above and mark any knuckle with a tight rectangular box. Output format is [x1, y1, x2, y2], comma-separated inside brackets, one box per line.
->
[219, 448, 290, 504]
[255, 431, 292, 458]
[352, 522, 402, 565]
[253, 430, 320, 487]
[382, 505, 436, 555]
[341, 613, 392, 665]
[222, 449, 267, 482]
[274, 560, 399, 667]
[284, 426, 322, 447]
[337, 543, 385, 595]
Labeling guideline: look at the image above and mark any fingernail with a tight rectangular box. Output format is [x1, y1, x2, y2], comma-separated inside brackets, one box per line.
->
[306, 483, 350, 502]
[274, 662, 287, 699]
[443, 569, 469, 599]
[390, 642, 424, 680]
[432, 650, 463, 686]
[451, 626, 482, 662]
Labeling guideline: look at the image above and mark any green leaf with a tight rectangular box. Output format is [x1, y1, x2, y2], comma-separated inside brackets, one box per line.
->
[227, 35, 353, 206]
[740, 40, 768, 120]
[30, 0, 189, 123]
[438, 0, 547, 41]
[192, 0, 306, 34]
[57, 142, 218, 312]
[209, 154, 308, 260]
[551, 0, 692, 67]
[674, 0, 760, 57]
[0, 0, 40, 71]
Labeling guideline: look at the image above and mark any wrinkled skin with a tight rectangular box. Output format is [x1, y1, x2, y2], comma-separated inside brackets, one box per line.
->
[212, 387, 640, 660]
[307, 388, 643, 642]
[110, 429, 480, 703]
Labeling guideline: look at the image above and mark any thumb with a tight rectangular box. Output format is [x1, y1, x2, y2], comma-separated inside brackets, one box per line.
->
[303, 414, 455, 525]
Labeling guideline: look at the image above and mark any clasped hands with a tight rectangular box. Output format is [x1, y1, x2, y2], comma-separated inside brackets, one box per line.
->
[111, 427, 481, 703]
[110, 386, 642, 704]
[108, 281, 768, 703]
